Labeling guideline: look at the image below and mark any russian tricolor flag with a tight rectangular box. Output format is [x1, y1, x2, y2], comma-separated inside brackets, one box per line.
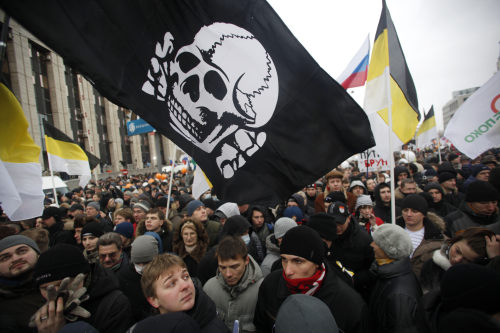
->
[337, 36, 370, 89]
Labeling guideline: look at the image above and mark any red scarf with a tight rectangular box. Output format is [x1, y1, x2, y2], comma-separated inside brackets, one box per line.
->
[283, 263, 326, 295]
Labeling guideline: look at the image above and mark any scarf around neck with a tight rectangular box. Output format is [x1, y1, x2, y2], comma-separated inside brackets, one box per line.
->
[283, 263, 326, 295]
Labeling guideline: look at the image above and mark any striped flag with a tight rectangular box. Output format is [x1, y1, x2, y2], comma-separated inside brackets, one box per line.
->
[0, 82, 44, 220]
[43, 121, 98, 187]
[416, 106, 437, 149]
[337, 36, 370, 89]
[364, 0, 420, 145]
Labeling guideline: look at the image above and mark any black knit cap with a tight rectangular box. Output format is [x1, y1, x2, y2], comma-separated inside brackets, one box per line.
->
[307, 213, 337, 241]
[280, 226, 325, 265]
[438, 171, 456, 184]
[401, 194, 428, 215]
[41, 206, 61, 220]
[465, 180, 499, 202]
[33, 244, 90, 286]
[81, 221, 105, 238]
[424, 182, 444, 196]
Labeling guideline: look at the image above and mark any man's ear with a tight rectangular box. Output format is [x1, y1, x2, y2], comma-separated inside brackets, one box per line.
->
[146, 296, 160, 309]
[245, 255, 250, 266]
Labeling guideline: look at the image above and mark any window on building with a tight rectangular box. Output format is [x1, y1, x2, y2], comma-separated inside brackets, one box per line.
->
[64, 64, 86, 147]
[30, 42, 52, 122]
[94, 89, 111, 166]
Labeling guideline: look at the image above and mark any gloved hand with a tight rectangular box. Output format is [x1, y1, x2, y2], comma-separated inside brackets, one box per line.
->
[29, 273, 91, 327]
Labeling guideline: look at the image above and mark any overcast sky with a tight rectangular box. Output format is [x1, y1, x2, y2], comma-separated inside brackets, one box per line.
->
[267, 0, 500, 131]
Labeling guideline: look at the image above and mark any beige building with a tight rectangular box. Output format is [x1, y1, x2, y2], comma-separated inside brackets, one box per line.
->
[442, 87, 479, 129]
[1, 13, 180, 175]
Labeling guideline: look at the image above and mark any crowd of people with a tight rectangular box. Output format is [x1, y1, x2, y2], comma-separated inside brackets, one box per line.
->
[0, 147, 499, 333]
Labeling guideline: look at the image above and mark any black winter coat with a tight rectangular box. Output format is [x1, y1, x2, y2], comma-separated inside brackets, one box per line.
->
[330, 219, 375, 297]
[254, 265, 370, 333]
[117, 263, 153, 322]
[369, 258, 423, 333]
[47, 221, 76, 247]
[83, 264, 134, 333]
[187, 283, 229, 333]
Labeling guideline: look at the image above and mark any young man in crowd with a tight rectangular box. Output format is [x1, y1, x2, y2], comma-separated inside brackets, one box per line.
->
[141, 253, 228, 332]
[254, 226, 369, 333]
[0, 235, 44, 333]
[145, 208, 173, 252]
[444, 180, 500, 237]
[204, 236, 263, 332]
[395, 194, 444, 279]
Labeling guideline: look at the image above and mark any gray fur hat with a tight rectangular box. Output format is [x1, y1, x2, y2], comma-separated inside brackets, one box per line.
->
[372, 224, 413, 260]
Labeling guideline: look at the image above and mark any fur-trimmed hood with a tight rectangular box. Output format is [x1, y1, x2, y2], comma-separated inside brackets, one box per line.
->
[431, 245, 452, 271]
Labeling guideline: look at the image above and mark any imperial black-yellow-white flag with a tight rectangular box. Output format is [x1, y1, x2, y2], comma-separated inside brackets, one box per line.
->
[416, 106, 437, 149]
[0, 82, 44, 220]
[43, 121, 99, 187]
[364, 0, 420, 146]
[1, 0, 375, 204]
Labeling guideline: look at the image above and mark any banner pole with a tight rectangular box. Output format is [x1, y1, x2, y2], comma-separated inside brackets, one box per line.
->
[437, 132, 442, 163]
[47, 152, 59, 206]
[165, 145, 177, 219]
[386, 73, 396, 224]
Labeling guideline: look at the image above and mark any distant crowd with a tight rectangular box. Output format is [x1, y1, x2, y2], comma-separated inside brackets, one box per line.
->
[0, 146, 499, 333]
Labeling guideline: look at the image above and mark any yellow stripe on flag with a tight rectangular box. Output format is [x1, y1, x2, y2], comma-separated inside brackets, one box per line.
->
[417, 115, 436, 135]
[377, 76, 421, 143]
[366, 29, 389, 80]
[45, 135, 89, 161]
[0, 83, 40, 163]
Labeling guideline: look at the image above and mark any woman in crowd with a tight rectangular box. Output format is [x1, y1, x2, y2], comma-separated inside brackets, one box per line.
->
[420, 227, 497, 293]
[172, 219, 209, 279]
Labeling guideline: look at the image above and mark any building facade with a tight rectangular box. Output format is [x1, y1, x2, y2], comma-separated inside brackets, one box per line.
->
[441, 87, 479, 129]
[1, 13, 180, 175]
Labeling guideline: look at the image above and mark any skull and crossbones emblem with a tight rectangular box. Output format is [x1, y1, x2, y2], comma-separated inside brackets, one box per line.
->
[142, 22, 279, 178]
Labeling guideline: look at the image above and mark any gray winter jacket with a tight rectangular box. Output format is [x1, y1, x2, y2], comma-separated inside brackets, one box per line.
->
[203, 255, 263, 333]
[260, 234, 280, 277]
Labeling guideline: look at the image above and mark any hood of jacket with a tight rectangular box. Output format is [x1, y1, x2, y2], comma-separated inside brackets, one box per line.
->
[265, 234, 280, 255]
[431, 245, 452, 271]
[215, 255, 263, 297]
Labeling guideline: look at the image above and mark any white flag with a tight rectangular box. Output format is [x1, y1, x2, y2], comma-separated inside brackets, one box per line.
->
[444, 71, 500, 158]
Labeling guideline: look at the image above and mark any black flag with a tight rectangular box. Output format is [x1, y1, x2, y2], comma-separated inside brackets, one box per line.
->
[1, 0, 374, 204]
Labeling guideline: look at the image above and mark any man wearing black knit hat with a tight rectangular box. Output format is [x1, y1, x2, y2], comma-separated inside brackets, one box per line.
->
[396, 194, 444, 278]
[254, 226, 369, 333]
[444, 180, 500, 237]
[32, 244, 133, 333]
[438, 168, 465, 208]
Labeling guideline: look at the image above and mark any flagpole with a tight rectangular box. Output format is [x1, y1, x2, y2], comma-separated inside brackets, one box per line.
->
[46, 152, 59, 206]
[165, 145, 177, 219]
[437, 130, 442, 163]
[386, 73, 396, 224]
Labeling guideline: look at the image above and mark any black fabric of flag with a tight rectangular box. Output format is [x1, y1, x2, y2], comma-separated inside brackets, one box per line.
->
[1, 0, 375, 204]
